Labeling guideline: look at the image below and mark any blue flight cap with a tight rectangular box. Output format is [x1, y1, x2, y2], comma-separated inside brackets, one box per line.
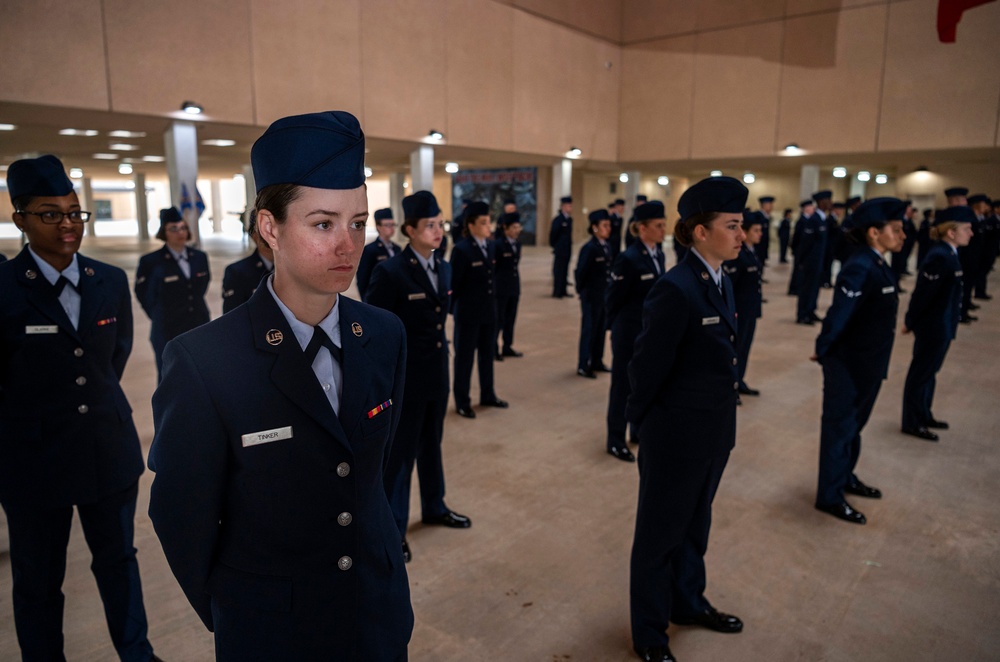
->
[933, 206, 975, 226]
[613, 198, 625, 206]
[742, 210, 763, 228]
[944, 187, 968, 198]
[499, 212, 521, 227]
[7, 154, 74, 203]
[758, 196, 775, 204]
[634, 200, 665, 221]
[588, 209, 610, 224]
[373, 208, 393, 222]
[159, 207, 183, 224]
[800, 199, 814, 208]
[502, 197, 516, 205]
[402, 191, 440, 219]
[250, 111, 365, 193]
[812, 190, 832, 202]
[465, 201, 490, 219]
[636, 195, 648, 203]
[677, 176, 749, 222]
[968, 194, 991, 206]
[846, 196, 862, 207]
[560, 196, 573, 204]
[851, 197, 907, 228]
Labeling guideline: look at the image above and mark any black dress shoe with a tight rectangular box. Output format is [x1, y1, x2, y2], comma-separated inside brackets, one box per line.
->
[480, 397, 509, 408]
[495, 353, 504, 362]
[577, 368, 596, 378]
[502, 349, 523, 357]
[846, 479, 882, 499]
[974, 294, 992, 300]
[152, 656, 167, 662]
[959, 315, 976, 324]
[926, 418, 949, 430]
[671, 606, 743, 633]
[634, 645, 676, 662]
[815, 501, 866, 524]
[594, 363, 611, 373]
[902, 426, 938, 441]
[969, 302, 981, 310]
[607, 446, 636, 462]
[796, 318, 815, 325]
[401, 539, 412, 563]
[810, 313, 824, 322]
[422, 510, 471, 528]
[738, 385, 760, 396]
[456, 406, 476, 419]
[736, 396, 743, 406]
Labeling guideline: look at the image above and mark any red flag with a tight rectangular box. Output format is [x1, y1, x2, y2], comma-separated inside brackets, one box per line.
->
[937, 0, 996, 42]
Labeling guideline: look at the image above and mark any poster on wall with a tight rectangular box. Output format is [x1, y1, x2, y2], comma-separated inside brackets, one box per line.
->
[452, 167, 538, 245]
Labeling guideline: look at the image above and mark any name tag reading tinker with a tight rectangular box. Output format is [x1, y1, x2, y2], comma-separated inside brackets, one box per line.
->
[408, 292, 427, 301]
[882, 286, 895, 294]
[471, 261, 484, 267]
[163, 275, 180, 283]
[702, 316, 720, 326]
[640, 273, 655, 281]
[26, 325, 59, 334]
[242, 426, 293, 447]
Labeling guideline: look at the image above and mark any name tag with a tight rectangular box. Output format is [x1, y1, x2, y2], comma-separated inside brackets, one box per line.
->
[195, 271, 209, 278]
[882, 286, 895, 294]
[26, 325, 58, 334]
[640, 273, 654, 281]
[596, 257, 605, 262]
[956, 270, 963, 277]
[472, 261, 484, 267]
[377, 255, 388, 261]
[747, 266, 758, 272]
[408, 292, 427, 301]
[242, 426, 293, 447]
[502, 252, 512, 257]
[164, 275, 180, 283]
[702, 316, 720, 326]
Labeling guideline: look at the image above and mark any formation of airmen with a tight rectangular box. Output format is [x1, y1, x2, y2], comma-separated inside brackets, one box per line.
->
[1, 107, 997, 661]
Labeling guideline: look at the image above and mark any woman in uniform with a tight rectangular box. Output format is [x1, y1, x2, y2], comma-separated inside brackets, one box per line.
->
[367, 190, 472, 564]
[574, 210, 613, 378]
[812, 197, 907, 525]
[135, 207, 210, 379]
[901, 206, 974, 441]
[604, 200, 666, 462]
[628, 177, 748, 662]
[723, 212, 763, 399]
[147, 111, 413, 661]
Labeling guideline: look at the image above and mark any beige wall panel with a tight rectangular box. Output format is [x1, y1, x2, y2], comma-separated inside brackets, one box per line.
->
[697, 0, 785, 32]
[776, 5, 887, 154]
[690, 22, 784, 158]
[445, 0, 514, 150]
[879, 0, 1000, 151]
[103, 0, 254, 123]
[0, 0, 109, 109]
[512, 0, 623, 42]
[619, 36, 696, 162]
[250, 0, 363, 126]
[622, 0, 698, 43]
[361, 0, 447, 142]
[785, 0, 890, 16]
[511, 12, 620, 161]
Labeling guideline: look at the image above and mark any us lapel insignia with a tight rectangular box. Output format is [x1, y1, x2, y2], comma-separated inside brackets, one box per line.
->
[352, 322, 363, 337]
[25, 269, 37, 280]
[265, 329, 284, 345]
[85, 267, 95, 276]
[701, 271, 709, 280]
[410, 258, 418, 265]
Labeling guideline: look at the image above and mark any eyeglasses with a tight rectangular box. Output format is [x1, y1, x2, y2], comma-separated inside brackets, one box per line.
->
[17, 209, 92, 224]
[165, 225, 189, 233]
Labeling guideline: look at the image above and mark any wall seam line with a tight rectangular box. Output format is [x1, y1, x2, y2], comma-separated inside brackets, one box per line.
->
[98, 0, 114, 111]
[873, 1, 892, 154]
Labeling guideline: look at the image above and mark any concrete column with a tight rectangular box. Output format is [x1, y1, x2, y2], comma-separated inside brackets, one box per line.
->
[80, 178, 96, 237]
[211, 179, 224, 234]
[410, 146, 434, 193]
[134, 172, 149, 241]
[551, 158, 572, 220]
[849, 176, 867, 199]
[623, 170, 641, 223]
[388, 172, 407, 242]
[164, 121, 200, 243]
[800, 164, 820, 201]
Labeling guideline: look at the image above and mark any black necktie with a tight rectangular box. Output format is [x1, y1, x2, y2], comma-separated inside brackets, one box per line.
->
[602, 243, 610, 259]
[53, 276, 76, 296]
[304, 326, 342, 364]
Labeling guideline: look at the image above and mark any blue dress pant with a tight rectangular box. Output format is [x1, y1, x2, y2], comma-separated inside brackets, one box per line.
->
[816, 358, 883, 506]
[577, 297, 606, 371]
[902, 333, 951, 431]
[736, 315, 757, 387]
[384, 397, 448, 535]
[495, 293, 519, 354]
[552, 248, 570, 297]
[2, 482, 152, 662]
[453, 318, 497, 409]
[797, 260, 822, 321]
[606, 322, 638, 449]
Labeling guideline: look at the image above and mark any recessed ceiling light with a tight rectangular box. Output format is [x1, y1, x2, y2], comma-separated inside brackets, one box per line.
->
[743, 172, 755, 184]
[108, 130, 147, 138]
[60, 129, 99, 137]
[710, 170, 723, 177]
[445, 162, 459, 174]
[109, 143, 139, 151]
[857, 171, 871, 182]
[0, 123, 16, 131]
[567, 147, 582, 158]
[619, 173, 629, 183]
[181, 101, 203, 114]
[69, 168, 84, 178]
[93, 153, 119, 160]
[657, 176, 669, 186]
[118, 163, 134, 175]
[201, 139, 236, 147]
[428, 129, 444, 140]
[875, 174, 888, 185]
[832, 167, 847, 178]
[142, 155, 165, 162]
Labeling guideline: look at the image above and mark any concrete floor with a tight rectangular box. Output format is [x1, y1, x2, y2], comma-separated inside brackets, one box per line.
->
[0, 234, 998, 661]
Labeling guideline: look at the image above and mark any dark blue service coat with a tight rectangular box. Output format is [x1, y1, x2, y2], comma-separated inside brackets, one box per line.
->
[723, 244, 762, 387]
[494, 236, 521, 353]
[356, 238, 401, 303]
[574, 236, 612, 371]
[793, 212, 827, 320]
[450, 237, 499, 407]
[549, 212, 572, 297]
[148, 286, 412, 661]
[221, 249, 270, 314]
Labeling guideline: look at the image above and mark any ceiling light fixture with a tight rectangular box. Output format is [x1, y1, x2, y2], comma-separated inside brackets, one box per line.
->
[619, 173, 629, 183]
[743, 172, 755, 184]
[60, 128, 99, 136]
[0, 123, 16, 131]
[781, 143, 804, 156]
[69, 168, 84, 179]
[201, 139, 236, 147]
[710, 170, 723, 177]
[108, 130, 147, 138]
[142, 155, 165, 162]
[109, 143, 139, 151]
[832, 167, 847, 178]
[445, 162, 459, 174]
[181, 101, 203, 115]
[118, 163, 133, 175]
[92, 153, 119, 160]
[428, 129, 444, 141]
[875, 174, 888, 185]
[857, 171, 871, 182]
[657, 176, 669, 186]
[567, 146, 582, 158]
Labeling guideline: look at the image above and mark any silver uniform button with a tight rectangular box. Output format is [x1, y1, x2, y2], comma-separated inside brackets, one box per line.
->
[74, 347, 84, 357]
[733, 382, 739, 390]
[76, 376, 87, 386]
[336, 462, 350, 477]
[78, 404, 89, 414]
[337, 512, 352, 527]
[323, 383, 331, 392]
[729, 335, 735, 343]
[338, 556, 353, 571]
[732, 358, 737, 366]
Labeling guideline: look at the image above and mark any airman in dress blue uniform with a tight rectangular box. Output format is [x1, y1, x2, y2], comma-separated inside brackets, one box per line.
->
[901, 206, 974, 441]
[1, 155, 157, 661]
[604, 201, 666, 462]
[609, 198, 625, 258]
[549, 196, 573, 297]
[946, 187, 982, 323]
[575, 210, 613, 378]
[356, 207, 401, 302]
[628, 177, 749, 662]
[367, 190, 472, 563]
[787, 199, 815, 296]
[751, 196, 773, 274]
[969, 194, 994, 301]
[624, 195, 648, 250]
[135, 207, 211, 379]
[221, 211, 273, 314]
[494, 211, 524, 360]
[812, 197, 907, 525]
[794, 192, 830, 324]
[723, 211, 763, 398]
[147, 111, 413, 661]
[451, 201, 509, 418]
[778, 208, 792, 263]
[916, 208, 933, 268]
